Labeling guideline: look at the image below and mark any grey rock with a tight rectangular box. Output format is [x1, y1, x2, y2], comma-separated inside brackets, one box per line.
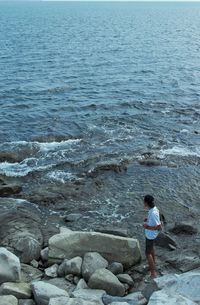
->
[45, 264, 58, 278]
[48, 231, 141, 268]
[88, 268, 125, 297]
[96, 229, 129, 238]
[0, 247, 21, 284]
[75, 278, 88, 290]
[48, 297, 70, 305]
[21, 264, 43, 283]
[67, 298, 103, 305]
[109, 303, 129, 305]
[65, 257, 82, 276]
[71, 288, 105, 304]
[0, 282, 31, 299]
[116, 274, 134, 286]
[64, 213, 82, 222]
[107, 262, 123, 275]
[82, 252, 108, 281]
[0, 295, 18, 305]
[148, 290, 196, 305]
[19, 300, 36, 305]
[155, 271, 200, 303]
[139, 159, 161, 167]
[166, 252, 200, 273]
[103, 291, 147, 305]
[40, 248, 49, 262]
[31, 281, 69, 305]
[43, 277, 75, 295]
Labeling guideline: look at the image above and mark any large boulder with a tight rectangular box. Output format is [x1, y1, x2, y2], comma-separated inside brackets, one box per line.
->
[0, 247, 21, 284]
[0, 295, 18, 305]
[82, 252, 108, 281]
[31, 281, 69, 305]
[48, 231, 141, 268]
[0, 282, 31, 299]
[169, 222, 198, 235]
[148, 290, 196, 305]
[154, 271, 200, 303]
[88, 268, 125, 297]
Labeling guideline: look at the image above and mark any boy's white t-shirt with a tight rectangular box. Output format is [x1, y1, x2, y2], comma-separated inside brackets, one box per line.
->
[145, 206, 161, 240]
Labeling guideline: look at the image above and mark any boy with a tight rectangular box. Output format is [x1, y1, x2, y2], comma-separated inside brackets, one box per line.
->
[143, 195, 161, 279]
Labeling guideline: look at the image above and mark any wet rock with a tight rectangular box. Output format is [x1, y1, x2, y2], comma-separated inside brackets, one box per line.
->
[0, 152, 24, 163]
[107, 262, 124, 275]
[63, 213, 82, 222]
[82, 252, 108, 281]
[155, 232, 177, 249]
[88, 268, 125, 297]
[169, 222, 198, 235]
[0, 184, 22, 196]
[0, 198, 44, 263]
[31, 281, 69, 305]
[139, 159, 161, 167]
[87, 160, 129, 177]
[48, 231, 141, 268]
[0, 247, 21, 284]
[0, 295, 18, 305]
[0, 282, 31, 299]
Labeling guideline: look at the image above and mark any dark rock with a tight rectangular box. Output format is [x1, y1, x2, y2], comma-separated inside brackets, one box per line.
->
[139, 159, 161, 167]
[0, 184, 22, 196]
[165, 250, 200, 272]
[63, 213, 82, 222]
[107, 262, 124, 275]
[169, 222, 198, 235]
[0, 152, 24, 163]
[141, 280, 158, 302]
[87, 160, 129, 177]
[155, 232, 177, 249]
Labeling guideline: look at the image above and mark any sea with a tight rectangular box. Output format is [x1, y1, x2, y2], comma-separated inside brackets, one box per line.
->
[0, 1, 200, 227]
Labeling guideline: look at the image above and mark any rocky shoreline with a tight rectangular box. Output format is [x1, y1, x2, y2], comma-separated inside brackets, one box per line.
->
[0, 196, 200, 305]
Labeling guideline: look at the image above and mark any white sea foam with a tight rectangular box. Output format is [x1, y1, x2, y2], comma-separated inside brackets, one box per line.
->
[47, 171, 76, 183]
[159, 146, 200, 158]
[0, 159, 55, 177]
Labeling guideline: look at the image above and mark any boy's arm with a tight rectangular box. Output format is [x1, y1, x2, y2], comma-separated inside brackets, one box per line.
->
[143, 223, 162, 230]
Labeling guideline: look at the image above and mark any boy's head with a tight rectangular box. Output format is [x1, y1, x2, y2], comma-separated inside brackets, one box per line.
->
[144, 194, 155, 208]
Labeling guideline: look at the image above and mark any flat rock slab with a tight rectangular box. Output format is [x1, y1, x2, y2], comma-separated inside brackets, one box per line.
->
[148, 290, 197, 305]
[0, 282, 31, 299]
[48, 231, 141, 268]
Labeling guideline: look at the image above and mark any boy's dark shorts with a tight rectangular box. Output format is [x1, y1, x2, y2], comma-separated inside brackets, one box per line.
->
[145, 237, 155, 255]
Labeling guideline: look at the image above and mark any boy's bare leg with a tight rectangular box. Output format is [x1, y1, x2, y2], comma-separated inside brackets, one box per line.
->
[146, 253, 157, 278]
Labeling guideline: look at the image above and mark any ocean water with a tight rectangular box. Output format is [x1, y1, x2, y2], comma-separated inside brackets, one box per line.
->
[0, 1, 200, 225]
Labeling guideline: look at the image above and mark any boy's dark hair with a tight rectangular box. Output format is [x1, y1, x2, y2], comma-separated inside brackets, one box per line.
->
[144, 194, 155, 208]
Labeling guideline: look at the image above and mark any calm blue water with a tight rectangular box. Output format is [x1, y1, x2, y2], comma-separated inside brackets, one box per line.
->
[0, 2, 200, 223]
